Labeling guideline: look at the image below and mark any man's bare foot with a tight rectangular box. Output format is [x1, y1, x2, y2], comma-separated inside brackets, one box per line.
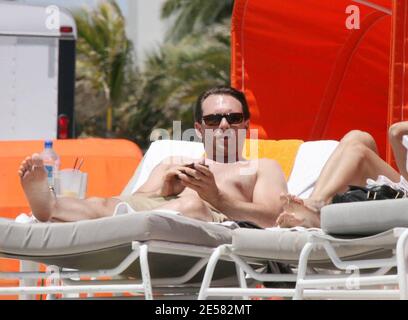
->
[276, 194, 321, 228]
[18, 154, 55, 222]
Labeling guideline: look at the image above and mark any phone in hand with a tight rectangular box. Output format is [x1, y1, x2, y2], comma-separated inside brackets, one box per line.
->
[183, 163, 197, 178]
[182, 162, 209, 178]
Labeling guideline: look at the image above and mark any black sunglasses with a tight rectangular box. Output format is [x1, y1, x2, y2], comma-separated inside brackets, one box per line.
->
[202, 113, 244, 126]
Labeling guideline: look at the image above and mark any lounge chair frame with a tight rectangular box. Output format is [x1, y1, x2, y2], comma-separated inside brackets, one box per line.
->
[0, 240, 244, 299]
[197, 228, 408, 300]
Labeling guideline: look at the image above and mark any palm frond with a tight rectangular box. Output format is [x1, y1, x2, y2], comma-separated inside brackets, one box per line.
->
[74, 0, 133, 133]
[162, 0, 234, 42]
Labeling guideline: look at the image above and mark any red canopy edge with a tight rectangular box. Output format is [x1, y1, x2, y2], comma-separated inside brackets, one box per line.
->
[231, 0, 408, 160]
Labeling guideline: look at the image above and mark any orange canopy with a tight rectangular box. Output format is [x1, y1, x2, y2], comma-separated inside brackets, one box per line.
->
[0, 139, 143, 219]
[231, 0, 408, 160]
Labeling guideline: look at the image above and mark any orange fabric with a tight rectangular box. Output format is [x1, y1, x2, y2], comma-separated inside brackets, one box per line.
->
[0, 139, 142, 219]
[0, 139, 142, 299]
[243, 139, 304, 179]
[232, 0, 393, 159]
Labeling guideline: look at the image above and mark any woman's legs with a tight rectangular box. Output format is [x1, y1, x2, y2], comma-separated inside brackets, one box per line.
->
[307, 130, 399, 207]
[389, 121, 408, 181]
[277, 130, 400, 228]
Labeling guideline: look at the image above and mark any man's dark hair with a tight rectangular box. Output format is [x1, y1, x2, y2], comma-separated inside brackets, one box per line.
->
[194, 86, 250, 122]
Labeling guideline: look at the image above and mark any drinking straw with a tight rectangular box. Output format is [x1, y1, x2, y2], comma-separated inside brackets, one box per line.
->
[73, 157, 78, 170]
[77, 158, 84, 171]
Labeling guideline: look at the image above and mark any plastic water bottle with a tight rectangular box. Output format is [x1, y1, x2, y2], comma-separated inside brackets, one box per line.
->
[40, 140, 60, 188]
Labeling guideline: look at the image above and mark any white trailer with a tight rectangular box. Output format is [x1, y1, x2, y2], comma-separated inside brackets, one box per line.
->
[0, 1, 77, 140]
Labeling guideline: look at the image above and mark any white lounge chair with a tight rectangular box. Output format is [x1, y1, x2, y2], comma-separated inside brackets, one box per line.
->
[197, 199, 408, 300]
[0, 139, 338, 299]
[0, 140, 238, 300]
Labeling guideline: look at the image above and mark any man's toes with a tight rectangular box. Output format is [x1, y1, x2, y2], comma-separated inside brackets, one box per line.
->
[32, 154, 44, 167]
[279, 212, 305, 228]
[289, 195, 303, 205]
[18, 163, 26, 173]
[279, 193, 289, 203]
[277, 212, 292, 228]
[290, 215, 303, 226]
[280, 216, 291, 228]
[22, 157, 31, 170]
[26, 157, 34, 169]
[287, 214, 304, 228]
[19, 160, 31, 176]
[283, 199, 294, 212]
[276, 213, 284, 226]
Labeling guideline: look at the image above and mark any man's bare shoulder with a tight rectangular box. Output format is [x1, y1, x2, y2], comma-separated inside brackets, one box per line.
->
[253, 158, 283, 172]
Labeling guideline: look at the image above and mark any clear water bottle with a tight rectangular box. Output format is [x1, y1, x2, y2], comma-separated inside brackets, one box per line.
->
[40, 140, 60, 188]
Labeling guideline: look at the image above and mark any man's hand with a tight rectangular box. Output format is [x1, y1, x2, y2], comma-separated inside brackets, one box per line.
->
[177, 163, 222, 206]
[160, 165, 189, 196]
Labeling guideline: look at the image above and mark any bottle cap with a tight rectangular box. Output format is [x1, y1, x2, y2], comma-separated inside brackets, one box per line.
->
[44, 140, 53, 148]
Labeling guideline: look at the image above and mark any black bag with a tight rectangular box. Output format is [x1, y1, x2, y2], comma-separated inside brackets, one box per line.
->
[234, 220, 263, 229]
[332, 184, 405, 204]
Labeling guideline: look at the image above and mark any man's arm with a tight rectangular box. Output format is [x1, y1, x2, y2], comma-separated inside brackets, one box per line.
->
[136, 161, 171, 195]
[178, 159, 288, 228]
[136, 156, 195, 196]
[214, 159, 287, 227]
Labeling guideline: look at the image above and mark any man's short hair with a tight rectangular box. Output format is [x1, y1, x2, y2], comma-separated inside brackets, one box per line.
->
[194, 86, 250, 123]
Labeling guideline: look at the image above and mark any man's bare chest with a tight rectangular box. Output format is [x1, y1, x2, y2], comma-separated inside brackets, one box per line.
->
[210, 164, 257, 195]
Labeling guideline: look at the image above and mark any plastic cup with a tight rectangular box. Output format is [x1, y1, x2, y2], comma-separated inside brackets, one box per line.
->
[55, 169, 87, 199]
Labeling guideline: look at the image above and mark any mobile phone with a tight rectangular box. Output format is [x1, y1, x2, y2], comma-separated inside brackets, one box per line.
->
[184, 163, 195, 169]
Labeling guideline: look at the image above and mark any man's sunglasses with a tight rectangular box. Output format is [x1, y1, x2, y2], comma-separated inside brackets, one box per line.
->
[202, 113, 245, 126]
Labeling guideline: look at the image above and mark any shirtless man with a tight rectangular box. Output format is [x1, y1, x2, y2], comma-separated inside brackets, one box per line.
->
[18, 86, 287, 228]
[277, 127, 406, 229]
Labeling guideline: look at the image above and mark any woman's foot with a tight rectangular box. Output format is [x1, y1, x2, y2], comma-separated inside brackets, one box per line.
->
[276, 194, 322, 228]
[18, 154, 55, 222]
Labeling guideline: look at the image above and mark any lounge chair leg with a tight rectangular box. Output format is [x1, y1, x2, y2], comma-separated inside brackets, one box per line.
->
[198, 245, 225, 300]
[235, 263, 248, 300]
[294, 242, 314, 300]
[139, 244, 153, 300]
[45, 265, 61, 300]
[19, 260, 39, 300]
[397, 229, 408, 300]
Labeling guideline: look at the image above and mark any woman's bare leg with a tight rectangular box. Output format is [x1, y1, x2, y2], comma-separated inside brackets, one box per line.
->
[308, 130, 399, 206]
[277, 130, 400, 228]
[389, 121, 408, 180]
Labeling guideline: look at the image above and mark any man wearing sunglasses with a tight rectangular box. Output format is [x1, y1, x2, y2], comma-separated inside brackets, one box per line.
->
[19, 86, 288, 228]
[133, 86, 288, 227]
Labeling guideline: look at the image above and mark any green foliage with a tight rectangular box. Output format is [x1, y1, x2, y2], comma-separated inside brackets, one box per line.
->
[74, 0, 133, 134]
[120, 22, 231, 150]
[161, 0, 234, 42]
[74, 0, 234, 150]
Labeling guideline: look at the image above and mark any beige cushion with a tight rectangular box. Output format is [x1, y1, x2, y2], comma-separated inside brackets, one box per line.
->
[0, 212, 234, 280]
[231, 228, 396, 266]
[321, 198, 408, 236]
